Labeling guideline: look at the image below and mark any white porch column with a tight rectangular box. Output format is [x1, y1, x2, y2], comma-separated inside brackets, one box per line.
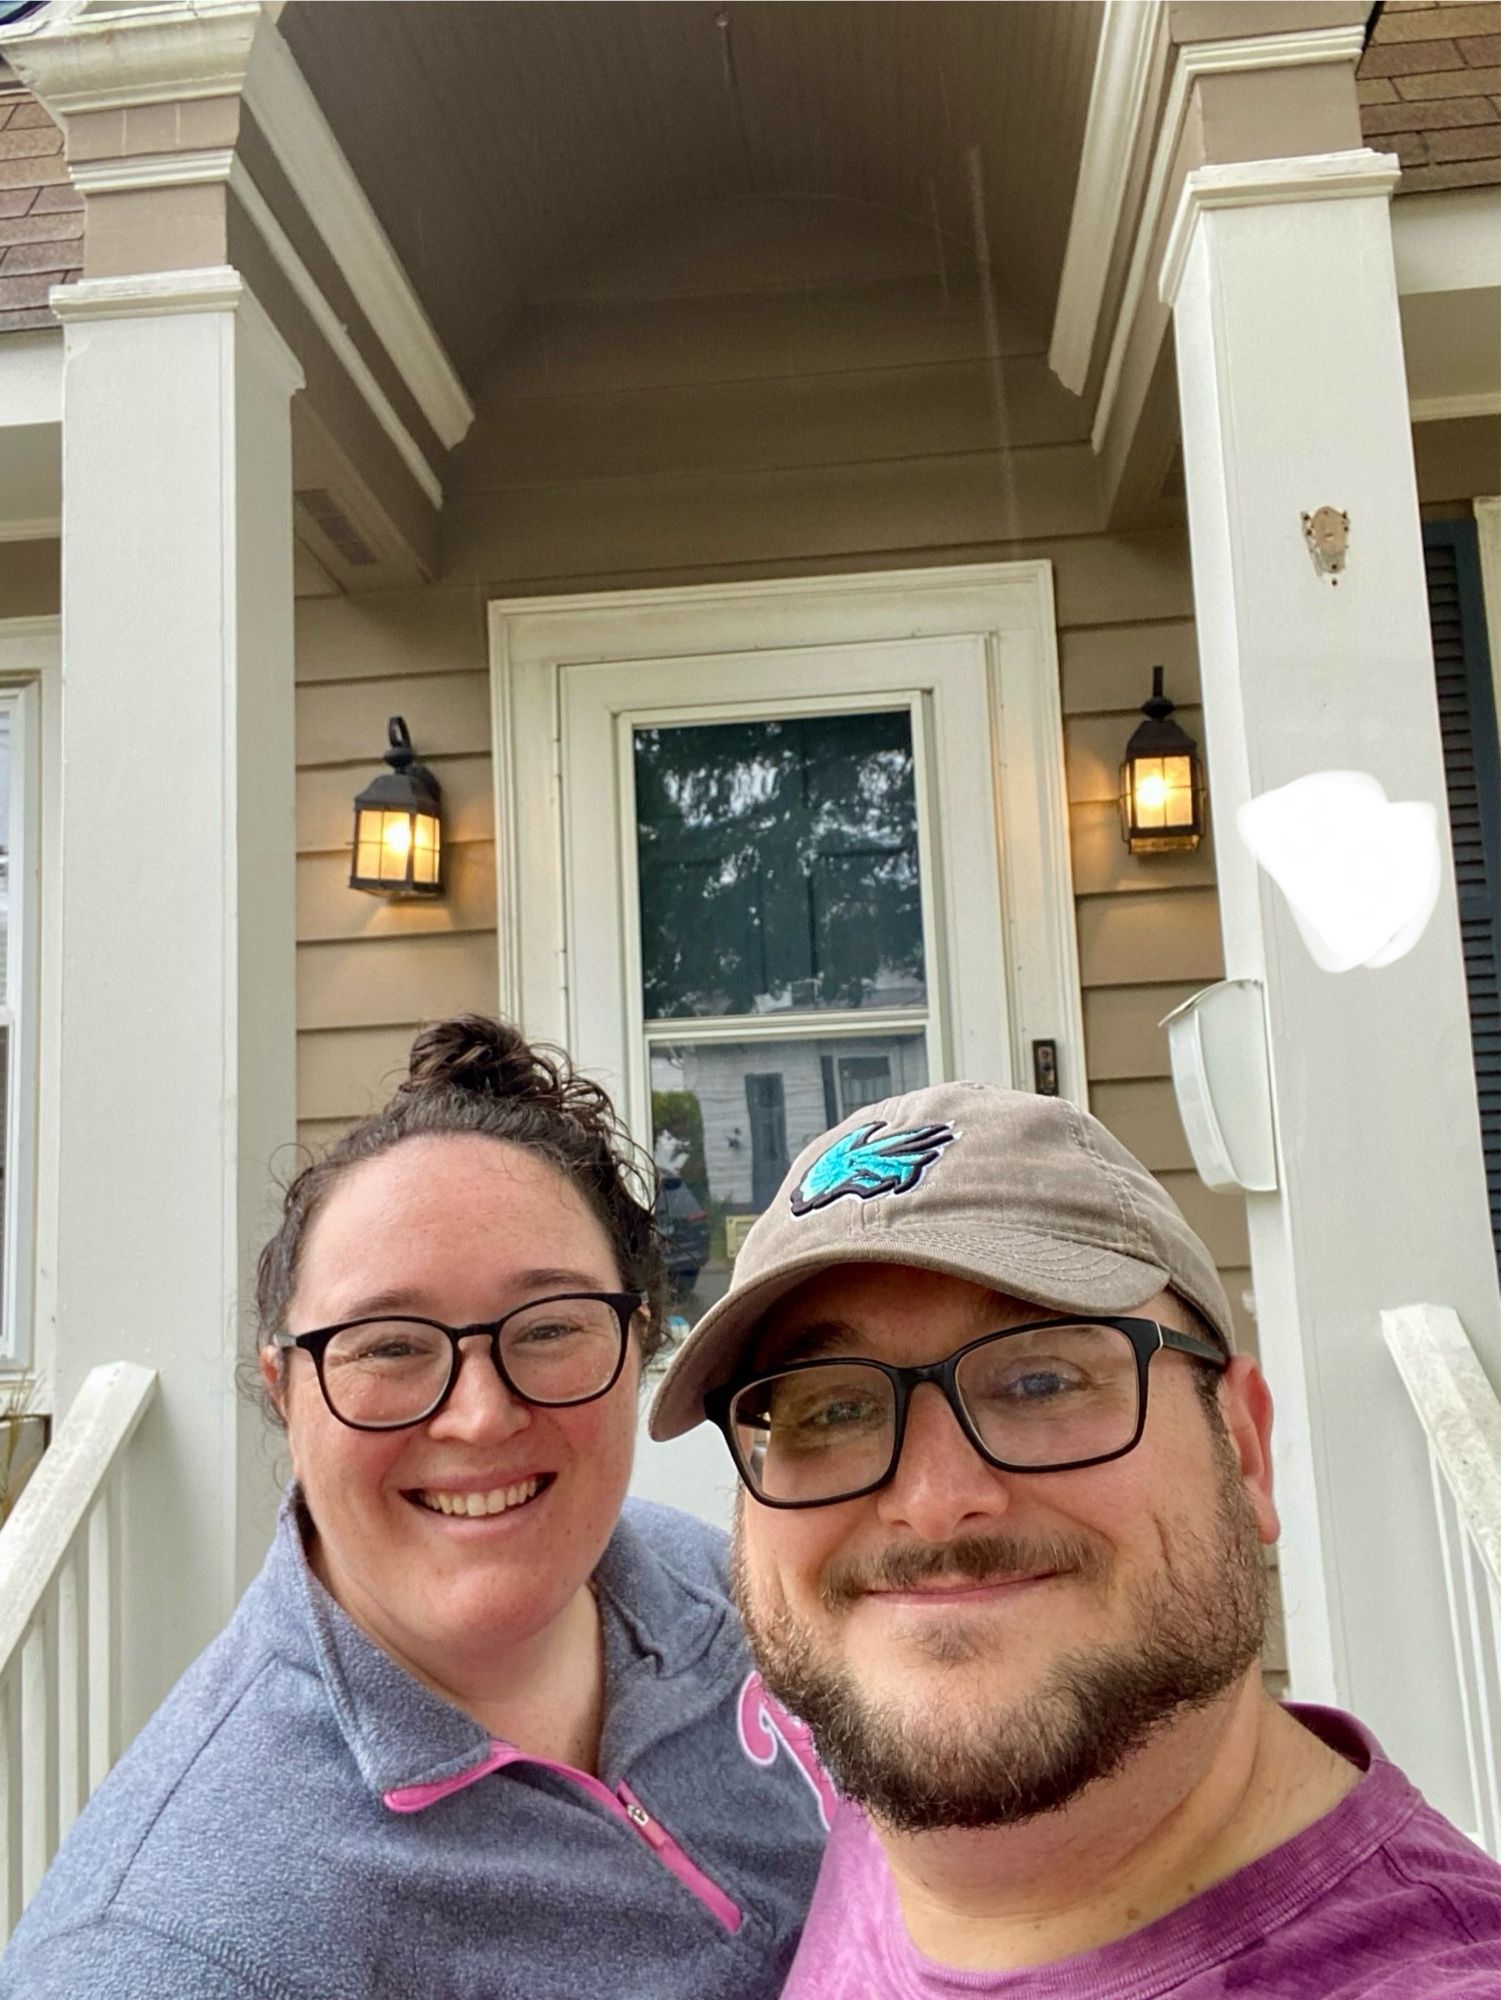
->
[1162, 150, 1501, 1829]
[50, 268, 302, 1740]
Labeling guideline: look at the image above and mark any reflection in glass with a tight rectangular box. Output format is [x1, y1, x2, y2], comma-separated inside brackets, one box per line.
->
[650, 1033, 928, 1313]
[634, 711, 924, 1020]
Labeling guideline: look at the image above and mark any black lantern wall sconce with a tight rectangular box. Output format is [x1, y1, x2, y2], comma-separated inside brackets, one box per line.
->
[1119, 667, 1205, 855]
[350, 716, 443, 897]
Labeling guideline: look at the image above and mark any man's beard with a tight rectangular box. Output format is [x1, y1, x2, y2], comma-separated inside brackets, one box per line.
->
[730, 1435, 1268, 1834]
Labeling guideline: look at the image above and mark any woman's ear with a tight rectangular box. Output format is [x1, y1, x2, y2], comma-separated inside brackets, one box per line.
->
[259, 1345, 288, 1424]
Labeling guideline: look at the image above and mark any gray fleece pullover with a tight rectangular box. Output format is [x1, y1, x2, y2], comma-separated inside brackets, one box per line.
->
[0, 1493, 828, 1999]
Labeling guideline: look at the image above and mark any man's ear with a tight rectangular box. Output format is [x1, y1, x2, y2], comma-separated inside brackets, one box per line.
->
[1216, 1356, 1279, 1547]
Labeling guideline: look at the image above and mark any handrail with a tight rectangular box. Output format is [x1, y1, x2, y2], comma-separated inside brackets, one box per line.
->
[1382, 1305, 1501, 1859]
[0, 1361, 157, 1941]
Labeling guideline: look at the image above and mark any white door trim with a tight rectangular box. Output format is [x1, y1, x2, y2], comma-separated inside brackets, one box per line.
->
[488, 561, 1085, 1109]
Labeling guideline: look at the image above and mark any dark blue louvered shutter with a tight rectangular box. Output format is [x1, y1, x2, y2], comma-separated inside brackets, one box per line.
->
[1424, 520, 1501, 1271]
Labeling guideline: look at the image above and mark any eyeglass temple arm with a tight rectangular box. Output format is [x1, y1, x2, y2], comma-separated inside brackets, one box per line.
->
[1158, 1324, 1230, 1368]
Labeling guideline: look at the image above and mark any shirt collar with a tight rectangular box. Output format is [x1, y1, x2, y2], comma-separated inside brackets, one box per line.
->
[265, 1487, 732, 1802]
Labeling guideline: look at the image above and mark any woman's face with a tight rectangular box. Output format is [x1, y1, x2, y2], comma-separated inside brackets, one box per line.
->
[263, 1132, 642, 1679]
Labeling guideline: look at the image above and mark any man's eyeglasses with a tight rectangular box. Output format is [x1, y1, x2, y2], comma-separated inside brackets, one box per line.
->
[273, 1292, 644, 1432]
[705, 1315, 1227, 1509]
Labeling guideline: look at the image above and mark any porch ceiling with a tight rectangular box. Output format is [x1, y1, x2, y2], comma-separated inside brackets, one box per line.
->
[280, 0, 1104, 388]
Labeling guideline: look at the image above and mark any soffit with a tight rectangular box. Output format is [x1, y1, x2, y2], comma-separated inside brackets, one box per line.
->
[280, 0, 1104, 389]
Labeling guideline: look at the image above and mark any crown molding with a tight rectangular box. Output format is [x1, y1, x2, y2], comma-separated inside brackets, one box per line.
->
[242, 23, 473, 451]
[1159, 150, 1401, 306]
[228, 161, 443, 508]
[1089, 22, 1368, 452]
[0, 2, 262, 111]
[1408, 390, 1501, 424]
[47, 261, 304, 398]
[49, 264, 246, 320]
[1049, 0, 1167, 398]
[70, 146, 234, 194]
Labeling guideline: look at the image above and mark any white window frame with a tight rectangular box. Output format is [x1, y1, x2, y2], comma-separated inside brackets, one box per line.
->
[488, 563, 1086, 1124]
[0, 616, 58, 1381]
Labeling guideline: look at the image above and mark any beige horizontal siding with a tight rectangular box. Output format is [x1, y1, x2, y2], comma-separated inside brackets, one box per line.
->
[297, 932, 498, 1033]
[1081, 982, 1204, 1080]
[296, 669, 491, 766]
[1059, 617, 1199, 713]
[1077, 890, 1225, 989]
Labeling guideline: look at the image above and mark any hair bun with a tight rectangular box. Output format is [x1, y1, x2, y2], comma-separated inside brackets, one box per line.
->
[400, 1014, 567, 1106]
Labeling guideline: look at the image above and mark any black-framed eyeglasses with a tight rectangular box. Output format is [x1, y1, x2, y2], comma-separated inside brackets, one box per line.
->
[705, 1315, 1227, 1509]
[273, 1291, 644, 1432]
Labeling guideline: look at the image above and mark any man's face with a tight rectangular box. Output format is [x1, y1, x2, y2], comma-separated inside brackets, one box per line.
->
[731, 1263, 1278, 1832]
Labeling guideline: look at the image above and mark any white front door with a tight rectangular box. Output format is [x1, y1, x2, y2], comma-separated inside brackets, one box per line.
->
[491, 564, 1083, 1523]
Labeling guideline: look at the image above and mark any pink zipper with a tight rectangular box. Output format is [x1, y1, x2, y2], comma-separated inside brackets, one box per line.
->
[384, 1746, 743, 1933]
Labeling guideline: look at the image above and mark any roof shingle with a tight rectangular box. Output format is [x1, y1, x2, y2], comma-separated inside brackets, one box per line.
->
[1358, 0, 1501, 189]
[0, 87, 81, 333]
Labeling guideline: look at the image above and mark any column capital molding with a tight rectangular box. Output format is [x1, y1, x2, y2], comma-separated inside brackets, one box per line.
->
[50, 264, 303, 394]
[0, 2, 263, 113]
[1160, 149, 1402, 308]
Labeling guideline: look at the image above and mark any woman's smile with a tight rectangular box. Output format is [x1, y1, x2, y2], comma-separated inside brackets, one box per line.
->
[408, 1472, 554, 1520]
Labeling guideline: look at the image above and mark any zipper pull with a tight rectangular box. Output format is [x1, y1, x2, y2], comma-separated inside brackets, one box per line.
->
[622, 1795, 668, 1848]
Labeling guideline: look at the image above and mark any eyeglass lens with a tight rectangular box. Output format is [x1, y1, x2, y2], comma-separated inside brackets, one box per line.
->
[728, 1321, 1143, 1504]
[318, 1297, 625, 1426]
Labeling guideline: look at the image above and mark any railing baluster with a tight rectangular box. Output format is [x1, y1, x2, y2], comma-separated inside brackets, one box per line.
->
[0, 1663, 21, 1942]
[86, 1496, 110, 1792]
[20, 1594, 58, 1907]
[0, 1361, 158, 1946]
[1463, 1534, 1501, 1855]
[56, 1531, 89, 1839]
[1383, 1305, 1501, 1861]
[89, 1483, 122, 1783]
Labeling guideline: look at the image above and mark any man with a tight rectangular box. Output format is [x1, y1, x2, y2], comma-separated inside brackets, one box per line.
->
[651, 1082, 1501, 1994]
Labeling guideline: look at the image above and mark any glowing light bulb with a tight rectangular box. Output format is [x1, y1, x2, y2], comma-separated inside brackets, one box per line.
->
[1135, 773, 1169, 811]
[383, 817, 413, 858]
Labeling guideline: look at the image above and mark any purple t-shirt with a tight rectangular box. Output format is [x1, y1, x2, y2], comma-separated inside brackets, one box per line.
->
[780, 1706, 1501, 1997]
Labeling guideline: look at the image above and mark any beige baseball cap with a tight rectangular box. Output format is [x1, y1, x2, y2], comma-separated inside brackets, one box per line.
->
[649, 1080, 1235, 1441]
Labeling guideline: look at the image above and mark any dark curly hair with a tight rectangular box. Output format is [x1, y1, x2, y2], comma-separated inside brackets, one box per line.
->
[254, 1015, 668, 1421]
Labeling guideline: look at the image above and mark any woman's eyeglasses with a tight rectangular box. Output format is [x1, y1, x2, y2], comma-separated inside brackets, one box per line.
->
[705, 1315, 1227, 1509]
[273, 1291, 644, 1431]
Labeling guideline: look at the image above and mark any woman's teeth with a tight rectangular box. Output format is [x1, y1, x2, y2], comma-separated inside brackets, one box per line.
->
[417, 1478, 542, 1518]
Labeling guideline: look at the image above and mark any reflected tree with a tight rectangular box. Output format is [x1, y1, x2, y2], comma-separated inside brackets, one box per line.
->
[634, 712, 925, 1019]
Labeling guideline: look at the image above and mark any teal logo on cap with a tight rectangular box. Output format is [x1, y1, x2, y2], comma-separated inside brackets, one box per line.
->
[790, 1121, 956, 1216]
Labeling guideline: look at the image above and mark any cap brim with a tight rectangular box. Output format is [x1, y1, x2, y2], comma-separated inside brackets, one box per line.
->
[647, 1225, 1173, 1441]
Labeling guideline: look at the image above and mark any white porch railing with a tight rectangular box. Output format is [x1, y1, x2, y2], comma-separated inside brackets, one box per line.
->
[0, 1361, 157, 1942]
[1382, 1304, 1501, 1859]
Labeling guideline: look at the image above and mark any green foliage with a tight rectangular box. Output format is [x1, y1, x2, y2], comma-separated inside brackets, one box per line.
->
[0, 1375, 40, 1527]
[635, 713, 924, 1019]
[652, 1089, 707, 1203]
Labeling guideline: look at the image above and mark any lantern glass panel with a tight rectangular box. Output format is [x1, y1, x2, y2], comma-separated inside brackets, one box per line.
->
[353, 808, 386, 884]
[411, 813, 441, 888]
[1134, 757, 1169, 829]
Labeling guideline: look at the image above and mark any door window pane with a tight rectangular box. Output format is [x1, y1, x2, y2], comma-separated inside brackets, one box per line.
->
[635, 711, 925, 1020]
[651, 1033, 929, 1312]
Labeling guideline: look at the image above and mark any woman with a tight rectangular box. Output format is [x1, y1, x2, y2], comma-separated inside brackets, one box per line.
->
[1, 1017, 826, 1999]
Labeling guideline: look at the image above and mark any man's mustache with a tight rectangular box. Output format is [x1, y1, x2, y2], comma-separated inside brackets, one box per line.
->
[818, 1530, 1112, 1611]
